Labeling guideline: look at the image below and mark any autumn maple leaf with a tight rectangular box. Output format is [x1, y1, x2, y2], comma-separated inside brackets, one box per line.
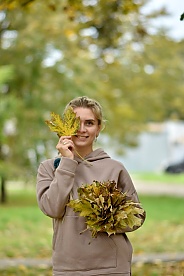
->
[45, 107, 80, 137]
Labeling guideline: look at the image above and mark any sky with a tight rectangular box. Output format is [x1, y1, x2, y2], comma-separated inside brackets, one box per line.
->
[143, 0, 184, 41]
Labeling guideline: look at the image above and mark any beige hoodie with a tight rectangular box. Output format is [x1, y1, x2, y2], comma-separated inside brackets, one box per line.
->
[37, 148, 145, 276]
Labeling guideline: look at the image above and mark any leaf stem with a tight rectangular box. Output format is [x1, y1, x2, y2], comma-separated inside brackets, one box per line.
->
[75, 150, 92, 166]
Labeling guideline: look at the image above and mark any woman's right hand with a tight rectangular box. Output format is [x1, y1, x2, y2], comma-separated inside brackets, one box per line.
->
[56, 136, 75, 159]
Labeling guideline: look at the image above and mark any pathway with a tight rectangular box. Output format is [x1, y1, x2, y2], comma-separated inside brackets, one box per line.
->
[134, 180, 184, 197]
[1, 252, 184, 269]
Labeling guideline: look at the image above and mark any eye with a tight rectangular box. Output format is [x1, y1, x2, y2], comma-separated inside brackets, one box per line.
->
[85, 120, 95, 126]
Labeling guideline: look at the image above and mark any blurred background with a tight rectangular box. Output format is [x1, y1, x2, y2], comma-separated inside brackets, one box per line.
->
[0, 1, 184, 274]
[1, 0, 184, 194]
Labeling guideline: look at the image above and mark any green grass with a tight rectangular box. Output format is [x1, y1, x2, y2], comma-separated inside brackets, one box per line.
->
[128, 195, 184, 254]
[0, 184, 184, 275]
[0, 187, 52, 258]
[139, 195, 184, 221]
[132, 171, 184, 184]
[0, 267, 52, 276]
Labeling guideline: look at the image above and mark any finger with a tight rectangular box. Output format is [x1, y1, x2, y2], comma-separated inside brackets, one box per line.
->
[59, 136, 72, 144]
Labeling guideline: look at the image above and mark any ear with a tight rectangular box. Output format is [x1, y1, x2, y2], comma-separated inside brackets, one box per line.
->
[96, 125, 101, 137]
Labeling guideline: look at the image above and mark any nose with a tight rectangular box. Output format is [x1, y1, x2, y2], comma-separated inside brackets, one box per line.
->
[78, 122, 86, 132]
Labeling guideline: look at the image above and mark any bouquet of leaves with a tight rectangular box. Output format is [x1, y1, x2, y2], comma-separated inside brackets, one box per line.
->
[68, 180, 144, 238]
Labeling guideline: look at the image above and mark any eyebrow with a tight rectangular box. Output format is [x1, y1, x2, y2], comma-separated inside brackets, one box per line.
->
[84, 119, 96, 122]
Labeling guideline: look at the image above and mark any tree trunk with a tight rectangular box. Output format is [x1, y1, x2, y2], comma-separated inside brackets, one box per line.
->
[0, 176, 7, 203]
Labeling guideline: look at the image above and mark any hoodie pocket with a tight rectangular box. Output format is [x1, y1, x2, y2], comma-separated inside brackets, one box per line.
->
[53, 216, 117, 271]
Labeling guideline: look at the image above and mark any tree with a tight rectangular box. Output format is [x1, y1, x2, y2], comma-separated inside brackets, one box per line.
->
[0, 0, 183, 203]
[0, 65, 15, 202]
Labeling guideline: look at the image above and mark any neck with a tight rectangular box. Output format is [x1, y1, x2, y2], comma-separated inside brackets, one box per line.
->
[74, 147, 93, 159]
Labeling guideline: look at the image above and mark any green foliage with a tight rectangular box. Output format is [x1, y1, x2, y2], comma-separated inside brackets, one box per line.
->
[68, 180, 144, 237]
[0, 65, 14, 84]
[0, 0, 183, 186]
[0, 0, 37, 10]
[62, 0, 142, 50]
[45, 107, 80, 137]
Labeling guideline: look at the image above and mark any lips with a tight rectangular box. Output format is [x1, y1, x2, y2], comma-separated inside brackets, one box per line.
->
[75, 135, 89, 139]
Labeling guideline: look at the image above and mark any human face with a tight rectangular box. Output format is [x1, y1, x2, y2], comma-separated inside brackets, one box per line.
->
[72, 107, 101, 155]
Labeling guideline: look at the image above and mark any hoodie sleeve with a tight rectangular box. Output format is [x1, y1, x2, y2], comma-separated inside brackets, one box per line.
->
[36, 157, 78, 219]
[116, 166, 146, 233]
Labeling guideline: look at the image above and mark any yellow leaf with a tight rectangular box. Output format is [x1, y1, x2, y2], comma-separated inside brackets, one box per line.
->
[45, 107, 80, 137]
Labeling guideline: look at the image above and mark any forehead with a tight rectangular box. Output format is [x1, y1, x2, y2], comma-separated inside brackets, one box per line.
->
[73, 107, 96, 120]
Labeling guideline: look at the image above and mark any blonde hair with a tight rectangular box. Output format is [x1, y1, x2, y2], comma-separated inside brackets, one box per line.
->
[65, 96, 105, 128]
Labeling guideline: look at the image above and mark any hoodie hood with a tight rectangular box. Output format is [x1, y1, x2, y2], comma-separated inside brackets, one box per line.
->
[53, 148, 110, 169]
[75, 148, 111, 164]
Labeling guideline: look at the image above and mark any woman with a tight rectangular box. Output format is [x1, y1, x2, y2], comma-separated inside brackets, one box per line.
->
[36, 96, 146, 276]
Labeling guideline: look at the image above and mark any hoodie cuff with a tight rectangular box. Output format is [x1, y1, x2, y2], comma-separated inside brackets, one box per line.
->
[57, 157, 78, 174]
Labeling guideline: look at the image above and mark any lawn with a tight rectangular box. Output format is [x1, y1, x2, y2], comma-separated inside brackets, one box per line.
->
[132, 171, 184, 184]
[0, 177, 184, 275]
[129, 195, 184, 254]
